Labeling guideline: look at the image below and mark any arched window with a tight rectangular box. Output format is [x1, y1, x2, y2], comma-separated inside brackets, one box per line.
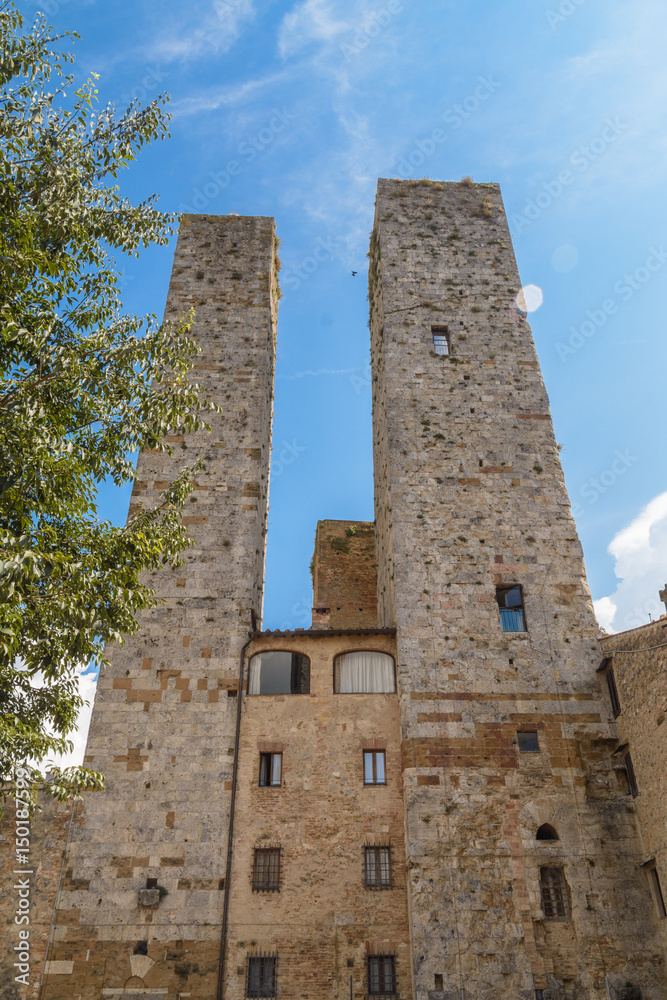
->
[248, 651, 310, 695]
[334, 651, 396, 693]
[536, 824, 559, 841]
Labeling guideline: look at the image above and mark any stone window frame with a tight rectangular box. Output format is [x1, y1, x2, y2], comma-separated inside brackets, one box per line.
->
[597, 656, 621, 718]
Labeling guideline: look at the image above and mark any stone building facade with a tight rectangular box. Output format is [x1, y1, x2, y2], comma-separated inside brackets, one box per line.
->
[5, 181, 666, 1000]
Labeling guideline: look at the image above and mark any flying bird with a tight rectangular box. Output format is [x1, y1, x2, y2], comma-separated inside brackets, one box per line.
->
[351, 270, 357, 276]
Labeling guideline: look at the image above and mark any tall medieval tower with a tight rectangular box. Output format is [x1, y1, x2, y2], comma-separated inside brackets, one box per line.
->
[34, 184, 666, 1000]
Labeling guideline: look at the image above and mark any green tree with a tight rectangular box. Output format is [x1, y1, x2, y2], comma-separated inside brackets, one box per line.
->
[0, 3, 215, 803]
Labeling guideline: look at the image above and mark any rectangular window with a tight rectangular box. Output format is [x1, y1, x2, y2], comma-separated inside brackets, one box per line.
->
[334, 651, 396, 693]
[364, 846, 392, 889]
[647, 864, 667, 918]
[252, 847, 281, 892]
[248, 652, 310, 695]
[246, 955, 277, 998]
[540, 867, 569, 921]
[606, 666, 621, 718]
[517, 731, 540, 752]
[432, 326, 449, 355]
[625, 751, 639, 797]
[496, 585, 527, 632]
[258, 753, 282, 787]
[367, 954, 397, 998]
[364, 750, 386, 785]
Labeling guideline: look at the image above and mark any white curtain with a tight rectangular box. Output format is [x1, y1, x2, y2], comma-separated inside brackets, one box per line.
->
[248, 657, 261, 695]
[337, 651, 395, 693]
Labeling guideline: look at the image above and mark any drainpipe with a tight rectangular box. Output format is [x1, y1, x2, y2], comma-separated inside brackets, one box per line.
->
[216, 623, 255, 1000]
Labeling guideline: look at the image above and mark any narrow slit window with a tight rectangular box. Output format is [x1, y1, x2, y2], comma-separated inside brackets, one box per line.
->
[252, 847, 281, 892]
[246, 954, 277, 998]
[364, 750, 386, 785]
[259, 752, 282, 787]
[496, 585, 527, 632]
[432, 326, 449, 355]
[606, 666, 621, 718]
[646, 864, 667, 918]
[364, 846, 392, 889]
[625, 750, 639, 797]
[367, 954, 397, 998]
[540, 867, 569, 921]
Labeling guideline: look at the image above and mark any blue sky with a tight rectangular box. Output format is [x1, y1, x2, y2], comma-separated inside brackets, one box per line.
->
[36, 0, 667, 648]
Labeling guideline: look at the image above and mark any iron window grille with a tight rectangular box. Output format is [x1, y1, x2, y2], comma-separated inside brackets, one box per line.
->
[246, 953, 277, 998]
[364, 845, 393, 890]
[252, 847, 281, 892]
[259, 752, 282, 787]
[364, 750, 386, 785]
[517, 731, 540, 752]
[605, 666, 621, 718]
[540, 867, 569, 921]
[432, 326, 449, 355]
[367, 954, 397, 998]
[625, 750, 639, 797]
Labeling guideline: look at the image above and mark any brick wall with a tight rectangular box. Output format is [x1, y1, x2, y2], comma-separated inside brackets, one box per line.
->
[312, 520, 378, 629]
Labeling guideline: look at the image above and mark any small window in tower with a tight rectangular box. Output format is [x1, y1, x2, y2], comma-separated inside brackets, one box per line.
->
[363, 750, 386, 785]
[258, 752, 282, 787]
[364, 845, 393, 889]
[605, 665, 621, 718]
[536, 824, 559, 841]
[246, 953, 277, 998]
[496, 585, 527, 632]
[432, 326, 449, 355]
[252, 846, 281, 892]
[248, 651, 310, 695]
[539, 867, 570, 921]
[367, 953, 397, 997]
[517, 731, 540, 752]
[645, 862, 667, 918]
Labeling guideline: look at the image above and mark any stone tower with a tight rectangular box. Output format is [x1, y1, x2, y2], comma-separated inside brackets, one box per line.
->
[40, 214, 278, 997]
[369, 178, 666, 999]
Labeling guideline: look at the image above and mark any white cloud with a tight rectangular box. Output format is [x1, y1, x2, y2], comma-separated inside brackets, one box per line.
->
[150, 0, 255, 62]
[49, 671, 98, 771]
[594, 490, 667, 633]
[278, 0, 350, 59]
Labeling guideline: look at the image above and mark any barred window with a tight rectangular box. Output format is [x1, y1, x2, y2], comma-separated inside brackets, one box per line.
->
[364, 750, 386, 785]
[540, 867, 569, 921]
[246, 954, 277, 998]
[259, 752, 282, 787]
[364, 846, 392, 889]
[252, 847, 281, 892]
[625, 751, 639, 797]
[367, 954, 397, 998]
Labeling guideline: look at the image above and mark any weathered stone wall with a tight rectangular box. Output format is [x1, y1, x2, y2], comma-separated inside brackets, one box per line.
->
[0, 794, 77, 998]
[369, 178, 666, 1000]
[600, 617, 667, 949]
[225, 630, 411, 1000]
[311, 520, 378, 629]
[40, 214, 277, 1000]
